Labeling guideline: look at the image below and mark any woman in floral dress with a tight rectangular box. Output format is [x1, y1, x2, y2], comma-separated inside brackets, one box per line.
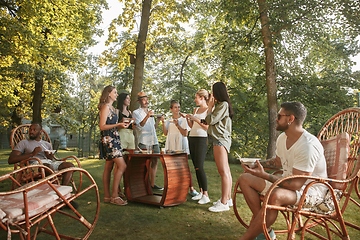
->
[98, 85, 129, 206]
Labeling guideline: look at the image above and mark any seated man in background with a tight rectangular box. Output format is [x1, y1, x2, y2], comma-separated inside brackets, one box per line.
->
[238, 102, 328, 240]
[8, 123, 75, 187]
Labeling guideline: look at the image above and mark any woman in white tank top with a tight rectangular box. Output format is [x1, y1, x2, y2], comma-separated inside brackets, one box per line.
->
[186, 89, 211, 205]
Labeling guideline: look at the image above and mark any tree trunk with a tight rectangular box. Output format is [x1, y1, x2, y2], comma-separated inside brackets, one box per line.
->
[130, 0, 152, 112]
[257, 0, 278, 159]
[179, 55, 189, 106]
[32, 72, 44, 123]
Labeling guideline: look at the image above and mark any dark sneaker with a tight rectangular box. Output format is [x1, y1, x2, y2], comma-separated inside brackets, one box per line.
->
[151, 185, 164, 190]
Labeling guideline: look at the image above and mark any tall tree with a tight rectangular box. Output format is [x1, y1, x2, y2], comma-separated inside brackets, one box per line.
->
[0, 0, 106, 126]
[130, 0, 152, 111]
[190, 0, 360, 157]
[257, 0, 278, 158]
[103, 0, 194, 110]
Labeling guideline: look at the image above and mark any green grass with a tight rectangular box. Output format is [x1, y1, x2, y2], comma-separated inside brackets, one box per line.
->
[0, 149, 359, 239]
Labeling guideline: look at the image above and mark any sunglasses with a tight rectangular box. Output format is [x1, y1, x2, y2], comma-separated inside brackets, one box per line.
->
[277, 114, 290, 120]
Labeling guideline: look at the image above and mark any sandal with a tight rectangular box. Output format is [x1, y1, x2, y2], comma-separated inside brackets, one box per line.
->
[110, 197, 128, 206]
[118, 192, 126, 198]
[104, 197, 111, 203]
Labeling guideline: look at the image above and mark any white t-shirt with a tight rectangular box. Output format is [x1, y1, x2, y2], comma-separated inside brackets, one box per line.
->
[14, 139, 52, 163]
[276, 130, 328, 197]
[133, 107, 159, 145]
[164, 117, 190, 154]
[189, 108, 208, 137]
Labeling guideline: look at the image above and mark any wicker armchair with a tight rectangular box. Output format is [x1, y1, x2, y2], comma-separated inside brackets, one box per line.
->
[233, 107, 360, 239]
[0, 165, 99, 239]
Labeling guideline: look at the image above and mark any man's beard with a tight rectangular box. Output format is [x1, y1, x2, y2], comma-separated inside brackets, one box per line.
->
[29, 134, 38, 140]
[276, 123, 289, 132]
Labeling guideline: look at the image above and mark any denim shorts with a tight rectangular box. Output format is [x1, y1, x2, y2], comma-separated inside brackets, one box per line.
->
[208, 135, 224, 147]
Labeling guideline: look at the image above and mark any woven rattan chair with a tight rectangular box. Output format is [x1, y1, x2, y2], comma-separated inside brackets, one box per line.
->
[10, 124, 82, 191]
[233, 107, 360, 239]
[0, 165, 99, 240]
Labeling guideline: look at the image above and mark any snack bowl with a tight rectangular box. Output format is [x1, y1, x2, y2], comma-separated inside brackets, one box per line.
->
[240, 158, 260, 166]
[155, 114, 163, 118]
[45, 150, 56, 154]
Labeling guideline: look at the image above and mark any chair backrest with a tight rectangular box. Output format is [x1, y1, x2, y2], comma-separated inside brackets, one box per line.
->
[321, 132, 350, 190]
[317, 108, 360, 181]
[10, 124, 52, 150]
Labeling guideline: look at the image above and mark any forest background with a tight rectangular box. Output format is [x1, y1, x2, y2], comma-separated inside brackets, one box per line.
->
[1, 0, 360, 159]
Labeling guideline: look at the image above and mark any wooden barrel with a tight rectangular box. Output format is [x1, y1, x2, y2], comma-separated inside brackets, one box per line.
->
[123, 153, 190, 207]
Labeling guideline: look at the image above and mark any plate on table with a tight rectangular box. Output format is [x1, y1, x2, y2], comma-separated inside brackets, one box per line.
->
[174, 150, 184, 153]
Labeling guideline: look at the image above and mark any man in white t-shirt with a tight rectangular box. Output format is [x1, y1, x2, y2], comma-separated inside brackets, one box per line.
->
[8, 123, 75, 187]
[133, 92, 163, 190]
[238, 102, 328, 240]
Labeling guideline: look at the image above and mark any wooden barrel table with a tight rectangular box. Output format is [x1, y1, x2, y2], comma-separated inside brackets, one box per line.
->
[123, 152, 191, 207]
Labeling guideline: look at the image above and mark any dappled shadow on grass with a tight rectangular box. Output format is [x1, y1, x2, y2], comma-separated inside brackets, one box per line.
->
[1, 149, 360, 239]
[83, 158, 247, 240]
[94, 198, 242, 240]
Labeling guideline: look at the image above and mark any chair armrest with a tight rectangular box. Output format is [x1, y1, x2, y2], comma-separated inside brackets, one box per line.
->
[53, 155, 81, 168]
[1, 165, 56, 190]
[262, 174, 351, 212]
[14, 157, 43, 169]
[1, 166, 93, 195]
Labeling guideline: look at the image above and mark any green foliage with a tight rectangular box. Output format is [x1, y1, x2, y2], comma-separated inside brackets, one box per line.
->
[0, 0, 107, 129]
[100, 0, 360, 158]
[2, 0, 360, 158]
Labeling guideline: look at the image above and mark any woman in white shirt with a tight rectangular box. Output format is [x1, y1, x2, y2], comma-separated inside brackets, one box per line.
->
[186, 89, 211, 204]
[161, 100, 199, 196]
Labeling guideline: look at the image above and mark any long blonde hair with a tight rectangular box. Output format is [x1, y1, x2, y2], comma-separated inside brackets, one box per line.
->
[97, 85, 115, 110]
[196, 89, 209, 103]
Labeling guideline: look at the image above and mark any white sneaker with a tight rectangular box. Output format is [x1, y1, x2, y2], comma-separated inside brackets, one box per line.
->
[208, 201, 230, 212]
[198, 195, 210, 204]
[213, 198, 233, 207]
[192, 192, 202, 200]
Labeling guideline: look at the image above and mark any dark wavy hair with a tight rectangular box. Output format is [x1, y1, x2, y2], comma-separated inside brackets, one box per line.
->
[117, 92, 130, 110]
[212, 81, 234, 119]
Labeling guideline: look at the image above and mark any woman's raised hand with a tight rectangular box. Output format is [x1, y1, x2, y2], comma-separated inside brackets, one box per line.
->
[208, 93, 215, 107]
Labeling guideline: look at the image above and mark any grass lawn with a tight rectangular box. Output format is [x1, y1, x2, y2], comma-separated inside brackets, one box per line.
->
[0, 149, 359, 239]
